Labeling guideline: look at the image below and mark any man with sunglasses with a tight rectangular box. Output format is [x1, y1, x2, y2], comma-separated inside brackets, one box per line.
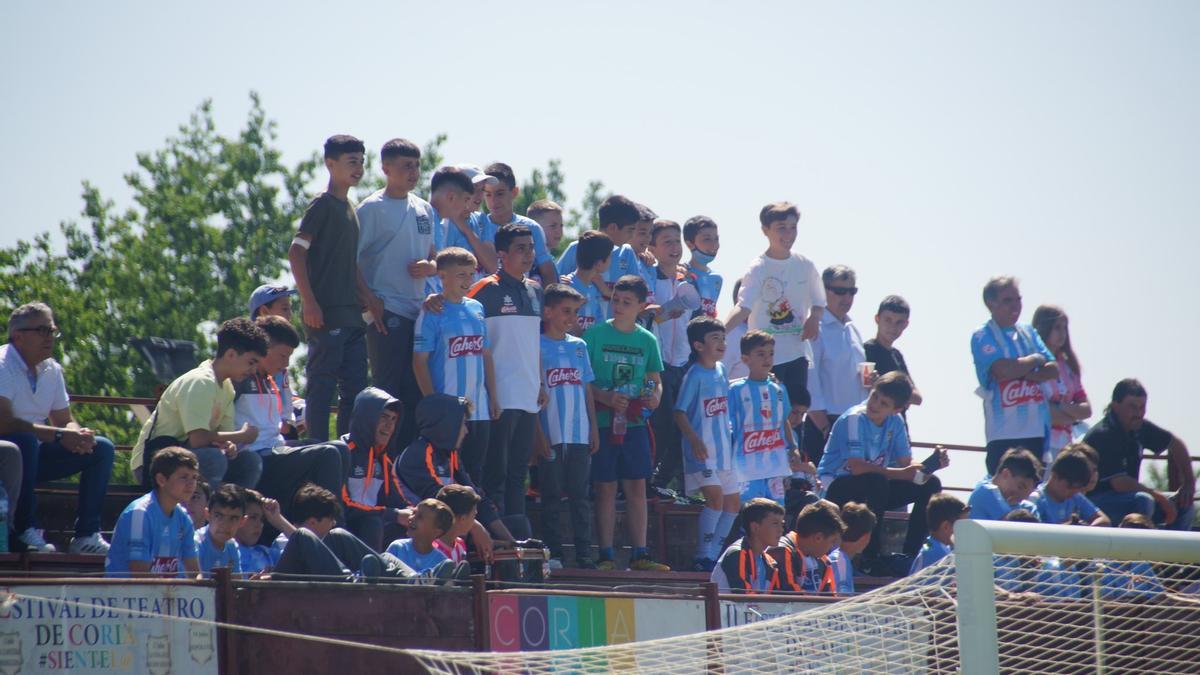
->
[0, 303, 114, 554]
[804, 266, 870, 467]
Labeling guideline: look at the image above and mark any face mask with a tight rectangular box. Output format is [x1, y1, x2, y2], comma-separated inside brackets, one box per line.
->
[691, 249, 717, 266]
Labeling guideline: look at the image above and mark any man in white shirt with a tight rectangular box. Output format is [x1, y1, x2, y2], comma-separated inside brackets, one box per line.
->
[805, 266, 870, 464]
[0, 303, 114, 554]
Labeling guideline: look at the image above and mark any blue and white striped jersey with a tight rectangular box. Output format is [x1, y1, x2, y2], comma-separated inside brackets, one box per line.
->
[106, 490, 197, 578]
[194, 525, 242, 575]
[539, 334, 595, 446]
[683, 263, 723, 319]
[729, 377, 793, 482]
[675, 362, 734, 474]
[561, 272, 608, 333]
[970, 320, 1054, 443]
[414, 298, 490, 421]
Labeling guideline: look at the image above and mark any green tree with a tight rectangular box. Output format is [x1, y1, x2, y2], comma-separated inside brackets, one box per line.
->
[0, 93, 320, 478]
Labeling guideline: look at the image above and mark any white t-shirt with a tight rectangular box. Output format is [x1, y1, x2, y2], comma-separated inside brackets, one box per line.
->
[737, 253, 826, 365]
[0, 344, 69, 424]
[652, 273, 690, 367]
[356, 190, 437, 320]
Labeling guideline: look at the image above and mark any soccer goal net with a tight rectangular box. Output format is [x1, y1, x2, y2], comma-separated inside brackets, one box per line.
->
[408, 520, 1200, 674]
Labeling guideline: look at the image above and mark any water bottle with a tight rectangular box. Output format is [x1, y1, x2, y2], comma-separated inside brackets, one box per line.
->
[0, 483, 9, 554]
[611, 393, 628, 444]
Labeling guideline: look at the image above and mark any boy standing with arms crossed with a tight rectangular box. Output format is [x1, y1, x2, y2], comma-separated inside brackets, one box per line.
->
[356, 139, 439, 448]
[289, 135, 371, 441]
[583, 275, 668, 571]
[537, 284, 600, 568]
[724, 203, 825, 436]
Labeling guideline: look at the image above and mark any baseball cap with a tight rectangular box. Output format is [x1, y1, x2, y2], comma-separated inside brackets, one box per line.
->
[249, 284, 297, 316]
[456, 164, 499, 186]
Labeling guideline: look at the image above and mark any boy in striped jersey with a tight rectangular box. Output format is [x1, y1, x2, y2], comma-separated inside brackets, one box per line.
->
[674, 316, 738, 572]
[731, 330, 800, 506]
[536, 284, 600, 568]
[414, 247, 500, 485]
[560, 231, 613, 335]
[681, 216, 723, 319]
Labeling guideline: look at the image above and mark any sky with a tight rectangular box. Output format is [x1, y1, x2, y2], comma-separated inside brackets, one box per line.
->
[3, 1, 1198, 492]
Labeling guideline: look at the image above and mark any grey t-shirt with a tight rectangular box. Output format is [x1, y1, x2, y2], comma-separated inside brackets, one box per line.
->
[356, 190, 436, 320]
[298, 192, 363, 328]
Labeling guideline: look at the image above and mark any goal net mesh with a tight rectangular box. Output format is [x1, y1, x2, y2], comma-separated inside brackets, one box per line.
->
[407, 554, 1200, 674]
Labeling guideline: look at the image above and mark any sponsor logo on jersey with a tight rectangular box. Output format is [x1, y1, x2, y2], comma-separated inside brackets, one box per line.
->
[448, 335, 484, 358]
[700, 297, 717, 317]
[547, 367, 583, 388]
[416, 214, 432, 235]
[577, 315, 596, 330]
[1000, 379, 1044, 407]
[501, 295, 517, 314]
[743, 429, 784, 454]
[703, 396, 728, 417]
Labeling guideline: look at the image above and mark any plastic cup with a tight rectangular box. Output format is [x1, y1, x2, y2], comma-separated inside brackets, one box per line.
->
[859, 362, 876, 387]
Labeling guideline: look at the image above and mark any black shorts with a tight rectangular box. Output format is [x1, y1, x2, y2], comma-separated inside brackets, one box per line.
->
[771, 356, 810, 409]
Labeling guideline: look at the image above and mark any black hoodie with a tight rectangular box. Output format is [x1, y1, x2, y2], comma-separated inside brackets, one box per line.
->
[340, 387, 405, 518]
[394, 393, 498, 526]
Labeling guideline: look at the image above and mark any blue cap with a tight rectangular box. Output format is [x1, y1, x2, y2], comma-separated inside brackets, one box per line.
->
[249, 284, 297, 316]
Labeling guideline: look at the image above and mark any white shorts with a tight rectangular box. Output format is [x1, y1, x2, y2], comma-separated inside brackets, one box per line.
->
[685, 468, 740, 496]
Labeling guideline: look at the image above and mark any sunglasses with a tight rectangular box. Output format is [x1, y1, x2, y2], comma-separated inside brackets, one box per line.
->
[17, 326, 61, 338]
[825, 287, 858, 296]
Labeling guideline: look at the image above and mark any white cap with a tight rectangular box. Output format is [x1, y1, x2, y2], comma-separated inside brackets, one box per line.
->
[456, 164, 499, 186]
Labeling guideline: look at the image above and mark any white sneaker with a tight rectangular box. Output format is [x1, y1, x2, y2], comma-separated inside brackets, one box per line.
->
[19, 528, 57, 553]
[69, 532, 110, 555]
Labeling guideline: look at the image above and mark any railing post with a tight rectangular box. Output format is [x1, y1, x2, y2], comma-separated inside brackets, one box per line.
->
[472, 575, 489, 651]
[213, 566, 239, 674]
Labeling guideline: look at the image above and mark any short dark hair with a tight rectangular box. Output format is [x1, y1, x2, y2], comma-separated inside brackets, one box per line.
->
[926, 493, 968, 532]
[612, 275, 649, 303]
[494, 223, 533, 253]
[636, 203, 657, 222]
[877, 295, 911, 318]
[1120, 513, 1155, 529]
[436, 484, 481, 517]
[238, 487, 266, 509]
[484, 162, 517, 189]
[419, 498, 455, 537]
[650, 219, 680, 245]
[209, 483, 246, 513]
[822, 265, 856, 286]
[792, 501, 846, 537]
[436, 246, 477, 271]
[380, 138, 420, 162]
[1050, 451, 1092, 488]
[216, 317, 268, 359]
[682, 216, 718, 244]
[759, 202, 800, 227]
[1061, 442, 1098, 468]
[740, 329, 774, 355]
[291, 483, 341, 523]
[576, 231, 614, 270]
[982, 275, 1018, 305]
[256, 315, 299, 349]
[544, 283, 585, 309]
[840, 502, 877, 542]
[686, 316, 724, 359]
[324, 134, 365, 160]
[527, 200, 562, 220]
[150, 446, 199, 484]
[193, 479, 212, 504]
[873, 371, 914, 409]
[741, 497, 785, 528]
[1002, 508, 1038, 524]
[597, 195, 641, 230]
[997, 448, 1042, 482]
[1111, 378, 1147, 404]
[431, 166, 474, 195]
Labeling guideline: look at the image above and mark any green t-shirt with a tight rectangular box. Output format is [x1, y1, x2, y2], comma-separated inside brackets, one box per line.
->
[131, 360, 235, 471]
[582, 320, 663, 427]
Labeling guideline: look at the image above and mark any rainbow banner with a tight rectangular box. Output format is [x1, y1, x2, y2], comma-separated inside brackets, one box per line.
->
[487, 593, 706, 652]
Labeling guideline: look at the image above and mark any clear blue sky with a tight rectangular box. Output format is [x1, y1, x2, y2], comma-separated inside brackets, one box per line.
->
[3, 1, 1198, 490]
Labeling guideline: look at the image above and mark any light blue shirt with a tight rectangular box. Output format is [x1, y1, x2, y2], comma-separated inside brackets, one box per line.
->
[386, 538, 449, 573]
[816, 404, 912, 489]
[968, 480, 1038, 521]
[1031, 485, 1100, 525]
[910, 536, 953, 575]
[194, 525, 242, 575]
[475, 212, 553, 268]
[808, 312, 869, 415]
[356, 191, 437, 320]
[106, 491, 197, 578]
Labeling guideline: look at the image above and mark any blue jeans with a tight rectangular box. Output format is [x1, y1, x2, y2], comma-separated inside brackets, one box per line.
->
[1090, 490, 1196, 531]
[2, 432, 114, 537]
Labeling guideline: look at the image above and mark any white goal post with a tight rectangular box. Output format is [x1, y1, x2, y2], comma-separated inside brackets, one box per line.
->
[955, 519, 1200, 675]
